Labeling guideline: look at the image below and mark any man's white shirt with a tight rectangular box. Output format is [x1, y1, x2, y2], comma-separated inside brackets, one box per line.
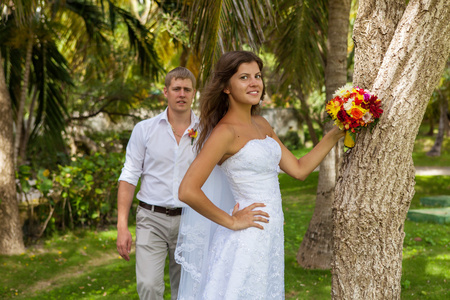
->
[118, 108, 199, 208]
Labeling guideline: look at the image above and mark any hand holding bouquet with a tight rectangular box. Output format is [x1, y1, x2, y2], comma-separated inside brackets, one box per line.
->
[326, 85, 383, 148]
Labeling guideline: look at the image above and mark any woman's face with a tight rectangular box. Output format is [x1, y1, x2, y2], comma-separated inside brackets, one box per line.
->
[224, 61, 263, 106]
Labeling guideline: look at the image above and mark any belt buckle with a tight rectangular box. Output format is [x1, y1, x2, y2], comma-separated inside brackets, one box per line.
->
[165, 208, 171, 216]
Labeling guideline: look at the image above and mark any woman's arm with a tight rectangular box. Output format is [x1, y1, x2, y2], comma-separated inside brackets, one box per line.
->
[178, 124, 269, 230]
[256, 116, 344, 181]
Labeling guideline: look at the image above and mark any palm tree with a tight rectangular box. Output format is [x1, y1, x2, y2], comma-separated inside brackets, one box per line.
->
[0, 0, 163, 254]
[297, 0, 351, 270]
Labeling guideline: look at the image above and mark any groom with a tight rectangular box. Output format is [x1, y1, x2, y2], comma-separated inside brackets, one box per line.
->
[116, 67, 198, 299]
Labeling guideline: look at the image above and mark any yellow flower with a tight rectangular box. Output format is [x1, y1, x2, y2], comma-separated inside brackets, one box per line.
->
[334, 119, 344, 130]
[43, 169, 50, 177]
[188, 128, 197, 138]
[188, 128, 198, 145]
[326, 99, 342, 119]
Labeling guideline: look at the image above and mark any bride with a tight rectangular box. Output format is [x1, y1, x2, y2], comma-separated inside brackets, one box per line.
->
[175, 51, 344, 299]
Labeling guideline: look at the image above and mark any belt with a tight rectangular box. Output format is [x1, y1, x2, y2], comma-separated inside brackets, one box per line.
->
[139, 201, 182, 216]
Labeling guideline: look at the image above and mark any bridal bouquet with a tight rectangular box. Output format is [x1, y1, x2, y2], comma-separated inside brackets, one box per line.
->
[326, 85, 383, 148]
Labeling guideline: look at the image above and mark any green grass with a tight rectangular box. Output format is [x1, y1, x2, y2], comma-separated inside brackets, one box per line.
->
[1, 172, 448, 299]
[1, 131, 449, 299]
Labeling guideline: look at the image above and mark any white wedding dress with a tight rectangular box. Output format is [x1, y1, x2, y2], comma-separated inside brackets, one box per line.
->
[176, 136, 285, 299]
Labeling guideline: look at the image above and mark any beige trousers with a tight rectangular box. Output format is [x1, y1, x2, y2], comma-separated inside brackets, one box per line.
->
[135, 206, 181, 300]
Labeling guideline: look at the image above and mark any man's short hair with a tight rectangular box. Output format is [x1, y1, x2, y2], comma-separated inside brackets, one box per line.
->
[165, 67, 196, 88]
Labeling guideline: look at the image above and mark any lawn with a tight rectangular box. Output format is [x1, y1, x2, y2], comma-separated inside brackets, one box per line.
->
[1, 133, 449, 299]
[1, 171, 448, 299]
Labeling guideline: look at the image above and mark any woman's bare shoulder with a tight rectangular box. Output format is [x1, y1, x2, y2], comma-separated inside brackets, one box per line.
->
[208, 122, 236, 143]
[252, 115, 274, 135]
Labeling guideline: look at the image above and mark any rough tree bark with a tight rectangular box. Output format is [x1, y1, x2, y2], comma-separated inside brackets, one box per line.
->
[332, 0, 450, 299]
[297, 0, 351, 269]
[352, 0, 406, 88]
[0, 50, 26, 255]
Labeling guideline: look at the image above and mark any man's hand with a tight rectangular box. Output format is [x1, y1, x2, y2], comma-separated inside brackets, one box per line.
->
[117, 227, 133, 261]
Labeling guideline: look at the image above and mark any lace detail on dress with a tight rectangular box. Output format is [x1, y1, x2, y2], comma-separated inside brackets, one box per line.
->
[200, 136, 285, 300]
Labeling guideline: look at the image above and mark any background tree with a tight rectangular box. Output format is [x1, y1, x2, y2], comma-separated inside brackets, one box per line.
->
[297, 0, 351, 270]
[0, 48, 25, 255]
[426, 64, 449, 157]
[332, 0, 450, 298]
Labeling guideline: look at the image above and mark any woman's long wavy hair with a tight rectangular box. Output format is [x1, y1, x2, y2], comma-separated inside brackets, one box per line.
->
[195, 51, 265, 153]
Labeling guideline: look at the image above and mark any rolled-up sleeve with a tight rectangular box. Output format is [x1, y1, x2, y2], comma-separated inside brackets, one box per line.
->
[118, 122, 145, 186]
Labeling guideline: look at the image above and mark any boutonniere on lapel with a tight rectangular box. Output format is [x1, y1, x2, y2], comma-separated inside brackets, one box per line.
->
[188, 128, 198, 145]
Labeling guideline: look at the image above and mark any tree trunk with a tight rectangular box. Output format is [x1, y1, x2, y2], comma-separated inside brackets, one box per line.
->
[297, 88, 319, 147]
[297, 0, 350, 270]
[14, 37, 33, 165]
[426, 115, 435, 135]
[332, 0, 450, 299]
[426, 89, 449, 156]
[0, 50, 26, 255]
[352, 0, 406, 88]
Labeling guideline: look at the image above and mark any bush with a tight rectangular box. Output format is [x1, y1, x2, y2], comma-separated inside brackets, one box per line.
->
[17, 152, 125, 239]
[280, 131, 301, 150]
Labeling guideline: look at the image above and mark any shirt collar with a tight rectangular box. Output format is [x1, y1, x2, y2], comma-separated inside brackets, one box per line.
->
[160, 107, 199, 129]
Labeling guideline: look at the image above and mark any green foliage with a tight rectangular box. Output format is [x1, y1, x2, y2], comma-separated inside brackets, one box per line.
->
[16, 165, 33, 194]
[52, 152, 124, 228]
[16, 152, 124, 239]
[279, 130, 302, 151]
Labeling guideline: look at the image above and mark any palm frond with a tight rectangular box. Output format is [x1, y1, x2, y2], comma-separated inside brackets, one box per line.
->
[30, 39, 72, 152]
[270, 0, 328, 96]
[185, 0, 277, 81]
[110, 3, 164, 80]
[2, 0, 39, 26]
[62, 0, 109, 44]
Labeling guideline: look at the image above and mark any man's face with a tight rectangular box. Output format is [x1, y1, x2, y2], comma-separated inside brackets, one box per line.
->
[164, 78, 195, 114]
